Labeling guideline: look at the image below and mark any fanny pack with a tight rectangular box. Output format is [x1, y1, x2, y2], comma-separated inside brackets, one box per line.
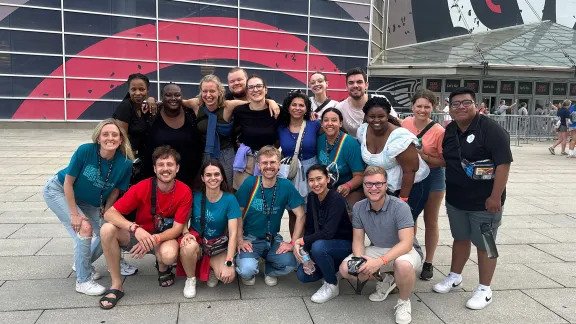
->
[461, 158, 495, 180]
[200, 193, 228, 257]
[151, 178, 174, 233]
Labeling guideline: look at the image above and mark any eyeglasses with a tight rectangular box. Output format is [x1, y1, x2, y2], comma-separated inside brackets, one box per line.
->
[450, 100, 475, 109]
[363, 181, 386, 188]
[247, 84, 264, 91]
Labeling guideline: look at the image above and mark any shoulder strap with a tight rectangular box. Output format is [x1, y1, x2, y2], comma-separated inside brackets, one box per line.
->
[200, 192, 206, 238]
[417, 121, 436, 139]
[314, 98, 332, 113]
[311, 194, 320, 232]
[241, 177, 261, 219]
[150, 177, 157, 216]
[332, 133, 348, 163]
[293, 120, 306, 157]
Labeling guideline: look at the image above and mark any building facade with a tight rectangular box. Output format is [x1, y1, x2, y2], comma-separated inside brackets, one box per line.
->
[1, 0, 575, 120]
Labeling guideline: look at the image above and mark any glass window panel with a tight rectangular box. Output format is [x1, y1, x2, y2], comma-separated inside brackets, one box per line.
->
[243, 68, 307, 88]
[65, 35, 156, 60]
[310, 0, 370, 21]
[310, 18, 368, 39]
[159, 42, 237, 63]
[66, 79, 158, 100]
[309, 54, 366, 80]
[240, 10, 308, 34]
[159, 64, 232, 84]
[64, 12, 157, 39]
[158, 22, 237, 46]
[372, 8, 383, 28]
[0, 54, 63, 76]
[240, 0, 308, 15]
[309, 36, 368, 56]
[1, 98, 64, 119]
[0, 76, 62, 98]
[240, 49, 307, 71]
[74, 100, 117, 120]
[0, 5, 61, 31]
[1, 0, 60, 8]
[65, 57, 157, 80]
[63, 0, 156, 18]
[372, 25, 383, 46]
[0, 30, 62, 54]
[240, 29, 305, 52]
[158, 1, 237, 24]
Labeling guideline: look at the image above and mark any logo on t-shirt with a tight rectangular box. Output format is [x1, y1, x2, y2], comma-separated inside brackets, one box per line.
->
[83, 164, 113, 189]
[318, 151, 330, 165]
[251, 198, 281, 215]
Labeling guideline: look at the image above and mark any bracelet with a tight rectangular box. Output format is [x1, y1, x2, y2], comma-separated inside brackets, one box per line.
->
[399, 197, 409, 202]
[344, 182, 352, 190]
[289, 241, 295, 247]
[152, 234, 161, 243]
[380, 256, 389, 265]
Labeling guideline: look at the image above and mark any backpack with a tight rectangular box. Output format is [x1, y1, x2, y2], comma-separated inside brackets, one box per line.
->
[570, 110, 576, 124]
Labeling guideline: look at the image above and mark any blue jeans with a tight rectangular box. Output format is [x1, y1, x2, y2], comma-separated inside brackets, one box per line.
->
[43, 176, 103, 283]
[235, 234, 297, 278]
[393, 177, 430, 221]
[296, 239, 352, 285]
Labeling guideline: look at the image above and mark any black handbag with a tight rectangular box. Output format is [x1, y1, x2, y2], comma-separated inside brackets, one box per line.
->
[200, 193, 228, 256]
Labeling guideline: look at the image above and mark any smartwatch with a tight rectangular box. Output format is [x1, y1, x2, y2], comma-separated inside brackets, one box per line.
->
[225, 260, 234, 267]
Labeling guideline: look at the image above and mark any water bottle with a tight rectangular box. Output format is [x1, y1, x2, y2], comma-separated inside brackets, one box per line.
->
[300, 247, 316, 275]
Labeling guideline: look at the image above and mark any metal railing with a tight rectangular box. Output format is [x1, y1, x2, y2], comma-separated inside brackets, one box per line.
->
[396, 113, 559, 146]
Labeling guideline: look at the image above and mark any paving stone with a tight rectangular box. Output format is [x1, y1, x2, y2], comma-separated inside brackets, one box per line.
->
[417, 290, 568, 324]
[532, 243, 576, 262]
[499, 204, 555, 215]
[532, 214, 576, 228]
[499, 216, 558, 229]
[0, 238, 50, 256]
[0, 255, 73, 280]
[36, 238, 74, 255]
[436, 264, 562, 291]
[0, 211, 60, 224]
[0, 224, 23, 238]
[522, 288, 576, 323]
[9, 185, 44, 193]
[496, 228, 559, 244]
[427, 245, 475, 266]
[0, 310, 42, 324]
[305, 294, 443, 324]
[118, 274, 240, 305]
[37, 304, 178, 324]
[25, 193, 45, 202]
[178, 297, 313, 324]
[486, 244, 563, 264]
[0, 202, 48, 212]
[532, 228, 576, 243]
[525, 262, 576, 288]
[0, 192, 35, 202]
[0, 186, 15, 193]
[0, 278, 112, 311]
[10, 224, 70, 238]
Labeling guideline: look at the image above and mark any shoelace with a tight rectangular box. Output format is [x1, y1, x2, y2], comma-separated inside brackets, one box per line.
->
[394, 301, 410, 315]
[471, 288, 488, 300]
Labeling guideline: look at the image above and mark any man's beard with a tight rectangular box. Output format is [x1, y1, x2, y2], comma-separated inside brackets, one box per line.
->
[233, 89, 246, 99]
[349, 89, 364, 100]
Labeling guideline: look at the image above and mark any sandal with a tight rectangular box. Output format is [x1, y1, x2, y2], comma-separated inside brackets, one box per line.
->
[155, 261, 175, 287]
[99, 289, 124, 310]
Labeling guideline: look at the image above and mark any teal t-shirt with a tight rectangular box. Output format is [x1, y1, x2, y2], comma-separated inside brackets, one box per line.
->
[236, 176, 304, 238]
[190, 192, 241, 240]
[317, 131, 364, 186]
[57, 143, 132, 207]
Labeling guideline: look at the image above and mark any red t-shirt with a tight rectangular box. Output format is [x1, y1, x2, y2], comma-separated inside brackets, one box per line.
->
[113, 178, 192, 233]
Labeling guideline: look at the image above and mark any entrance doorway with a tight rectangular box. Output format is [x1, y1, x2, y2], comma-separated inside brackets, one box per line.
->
[496, 97, 515, 115]
[517, 98, 530, 114]
[482, 96, 497, 114]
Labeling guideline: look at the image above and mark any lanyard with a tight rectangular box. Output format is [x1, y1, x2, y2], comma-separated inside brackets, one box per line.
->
[97, 152, 114, 211]
[325, 131, 342, 155]
[259, 176, 278, 236]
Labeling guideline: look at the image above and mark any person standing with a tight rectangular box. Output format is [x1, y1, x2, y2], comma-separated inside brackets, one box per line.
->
[548, 100, 572, 156]
[433, 87, 513, 310]
[309, 72, 339, 116]
[567, 103, 576, 158]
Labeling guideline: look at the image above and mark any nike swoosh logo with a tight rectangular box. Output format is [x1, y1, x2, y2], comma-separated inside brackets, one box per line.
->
[452, 282, 460, 287]
[485, 296, 492, 302]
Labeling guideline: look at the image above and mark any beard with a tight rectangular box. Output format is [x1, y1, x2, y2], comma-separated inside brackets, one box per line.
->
[232, 89, 246, 99]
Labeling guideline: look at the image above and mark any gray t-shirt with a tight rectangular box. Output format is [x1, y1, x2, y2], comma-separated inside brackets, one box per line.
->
[335, 95, 398, 138]
[352, 196, 414, 248]
[497, 105, 509, 115]
[518, 107, 528, 116]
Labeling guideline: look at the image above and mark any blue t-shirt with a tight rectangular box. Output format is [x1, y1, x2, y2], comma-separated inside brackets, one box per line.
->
[57, 143, 132, 207]
[317, 131, 365, 186]
[236, 176, 304, 238]
[558, 107, 571, 126]
[278, 120, 321, 160]
[569, 105, 576, 128]
[190, 192, 241, 240]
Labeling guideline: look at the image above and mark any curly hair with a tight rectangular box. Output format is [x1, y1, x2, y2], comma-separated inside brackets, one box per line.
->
[278, 90, 312, 127]
[362, 96, 401, 127]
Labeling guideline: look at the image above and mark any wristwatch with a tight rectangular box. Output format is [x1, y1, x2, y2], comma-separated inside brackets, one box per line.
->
[225, 257, 234, 267]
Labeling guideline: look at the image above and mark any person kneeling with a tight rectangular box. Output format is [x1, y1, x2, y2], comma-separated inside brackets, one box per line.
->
[179, 159, 239, 298]
[338, 166, 422, 324]
[99, 146, 192, 309]
[294, 165, 353, 303]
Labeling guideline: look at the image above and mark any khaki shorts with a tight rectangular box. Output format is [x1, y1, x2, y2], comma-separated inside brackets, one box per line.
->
[344, 246, 422, 273]
[233, 155, 256, 190]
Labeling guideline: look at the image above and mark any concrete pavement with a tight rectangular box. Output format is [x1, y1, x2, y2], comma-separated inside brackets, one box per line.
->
[0, 129, 574, 323]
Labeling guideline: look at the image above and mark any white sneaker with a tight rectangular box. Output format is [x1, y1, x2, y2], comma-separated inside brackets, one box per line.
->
[119, 258, 138, 276]
[466, 286, 493, 310]
[241, 276, 256, 286]
[369, 273, 396, 302]
[394, 299, 412, 324]
[207, 270, 219, 288]
[432, 273, 462, 293]
[75, 279, 106, 296]
[71, 264, 101, 280]
[183, 277, 197, 298]
[311, 281, 339, 304]
[264, 275, 278, 287]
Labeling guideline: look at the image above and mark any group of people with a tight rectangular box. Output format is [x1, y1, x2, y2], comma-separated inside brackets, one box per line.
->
[549, 99, 576, 157]
[42, 66, 513, 324]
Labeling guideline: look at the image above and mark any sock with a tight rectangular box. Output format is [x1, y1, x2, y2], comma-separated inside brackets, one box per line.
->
[569, 150, 575, 156]
[478, 284, 491, 291]
[448, 271, 462, 280]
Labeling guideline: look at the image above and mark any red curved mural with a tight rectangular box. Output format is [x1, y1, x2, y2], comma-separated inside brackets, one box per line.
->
[13, 17, 346, 120]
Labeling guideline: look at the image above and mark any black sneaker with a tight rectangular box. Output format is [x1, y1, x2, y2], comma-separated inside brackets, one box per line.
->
[420, 262, 434, 280]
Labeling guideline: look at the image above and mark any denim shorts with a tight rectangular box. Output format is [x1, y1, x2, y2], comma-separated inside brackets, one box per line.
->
[427, 167, 446, 192]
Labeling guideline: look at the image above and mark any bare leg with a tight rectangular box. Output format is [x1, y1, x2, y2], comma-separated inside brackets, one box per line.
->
[99, 223, 130, 308]
[477, 248, 497, 286]
[423, 191, 444, 263]
[560, 132, 568, 153]
[394, 260, 415, 300]
[155, 240, 179, 286]
[210, 252, 236, 284]
[450, 240, 471, 274]
[180, 240, 200, 277]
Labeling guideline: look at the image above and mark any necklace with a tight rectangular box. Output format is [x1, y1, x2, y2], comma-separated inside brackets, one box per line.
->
[325, 131, 342, 154]
[155, 183, 176, 216]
